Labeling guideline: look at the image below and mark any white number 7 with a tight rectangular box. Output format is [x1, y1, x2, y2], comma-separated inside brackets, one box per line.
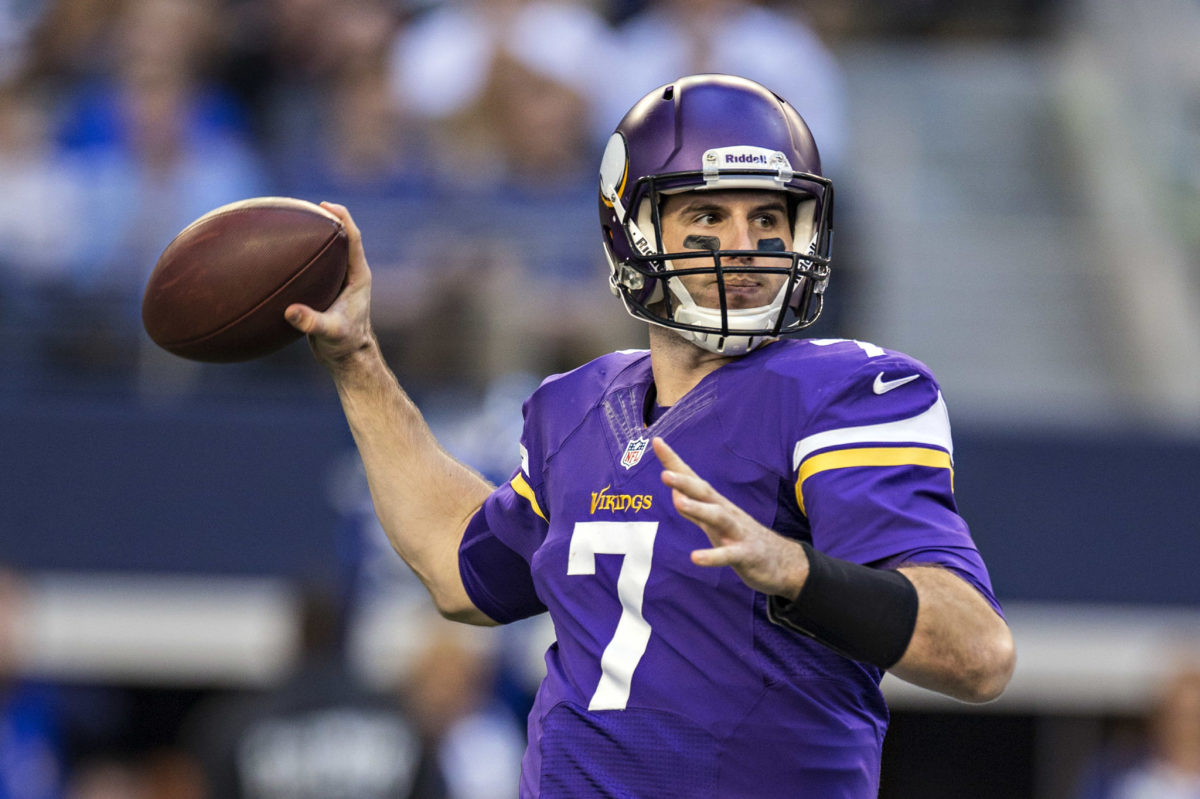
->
[568, 521, 659, 711]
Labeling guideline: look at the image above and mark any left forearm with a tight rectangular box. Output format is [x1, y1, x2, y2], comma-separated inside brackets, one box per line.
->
[654, 436, 1015, 702]
[888, 565, 1015, 703]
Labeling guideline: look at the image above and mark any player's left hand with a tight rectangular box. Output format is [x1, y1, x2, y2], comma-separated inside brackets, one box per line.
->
[654, 437, 809, 600]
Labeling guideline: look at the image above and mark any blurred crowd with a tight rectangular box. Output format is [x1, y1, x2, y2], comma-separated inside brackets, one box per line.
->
[1073, 664, 1200, 799]
[0, 0, 852, 404]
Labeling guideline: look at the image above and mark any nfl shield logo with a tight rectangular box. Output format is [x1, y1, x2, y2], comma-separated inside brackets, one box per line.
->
[621, 437, 649, 469]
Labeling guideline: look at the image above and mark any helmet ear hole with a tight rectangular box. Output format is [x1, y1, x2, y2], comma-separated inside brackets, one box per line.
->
[634, 197, 661, 252]
[791, 197, 819, 253]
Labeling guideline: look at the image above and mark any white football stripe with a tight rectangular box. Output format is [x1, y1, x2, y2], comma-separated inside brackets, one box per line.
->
[792, 392, 954, 470]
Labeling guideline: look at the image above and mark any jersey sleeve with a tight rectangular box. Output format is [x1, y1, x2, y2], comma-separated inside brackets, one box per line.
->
[458, 399, 554, 624]
[458, 481, 547, 624]
[790, 350, 1000, 612]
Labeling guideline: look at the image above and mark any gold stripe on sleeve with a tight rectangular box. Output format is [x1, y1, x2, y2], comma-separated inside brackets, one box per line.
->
[511, 473, 548, 521]
[794, 446, 954, 515]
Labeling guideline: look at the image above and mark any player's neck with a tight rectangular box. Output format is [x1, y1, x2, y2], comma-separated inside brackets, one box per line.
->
[647, 325, 738, 406]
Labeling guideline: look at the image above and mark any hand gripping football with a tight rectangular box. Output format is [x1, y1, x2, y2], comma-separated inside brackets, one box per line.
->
[142, 197, 348, 362]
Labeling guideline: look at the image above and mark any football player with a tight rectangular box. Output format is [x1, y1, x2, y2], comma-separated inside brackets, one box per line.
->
[287, 74, 1015, 798]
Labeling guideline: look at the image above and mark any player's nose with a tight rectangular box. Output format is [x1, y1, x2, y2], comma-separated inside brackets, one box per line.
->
[727, 221, 757, 259]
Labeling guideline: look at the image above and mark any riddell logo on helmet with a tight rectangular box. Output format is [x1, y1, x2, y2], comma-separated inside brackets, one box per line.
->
[702, 147, 792, 173]
[724, 153, 770, 165]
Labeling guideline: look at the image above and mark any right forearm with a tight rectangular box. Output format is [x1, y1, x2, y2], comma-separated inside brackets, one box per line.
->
[331, 341, 494, 618]
[286, 203, 493, 622]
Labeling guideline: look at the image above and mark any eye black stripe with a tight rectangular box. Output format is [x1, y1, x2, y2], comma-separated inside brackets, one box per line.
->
[683, 235, 721, 250]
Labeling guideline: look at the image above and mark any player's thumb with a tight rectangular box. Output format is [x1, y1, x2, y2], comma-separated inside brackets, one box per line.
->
[285, 304, 317, 333]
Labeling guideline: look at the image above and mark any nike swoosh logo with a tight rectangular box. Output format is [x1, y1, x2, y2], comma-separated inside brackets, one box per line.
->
[873, 372, 920, 395]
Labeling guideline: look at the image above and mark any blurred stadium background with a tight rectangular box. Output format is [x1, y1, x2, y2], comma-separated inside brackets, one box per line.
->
[1, 0, 1199, 796]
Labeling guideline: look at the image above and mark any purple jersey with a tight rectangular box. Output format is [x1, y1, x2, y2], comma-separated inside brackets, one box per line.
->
[458, 338, 1000, 798]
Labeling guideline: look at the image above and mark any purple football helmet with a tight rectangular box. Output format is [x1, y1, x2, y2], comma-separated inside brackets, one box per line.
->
[599, 74, 833, 354]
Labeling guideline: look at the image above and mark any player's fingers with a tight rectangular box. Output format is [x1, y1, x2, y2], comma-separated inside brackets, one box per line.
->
[691, 545, 741, 569]
[656, 439, 729, 508]
[670, 488, 741, 542]
[652, 437, 700, 478]
[661, 469, 722, 506]
[321, 201, 369, 281]
[321, 201, 356, 236]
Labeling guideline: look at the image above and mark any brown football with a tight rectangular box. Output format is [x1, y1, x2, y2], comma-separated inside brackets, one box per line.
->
[142, 197, 348, 362]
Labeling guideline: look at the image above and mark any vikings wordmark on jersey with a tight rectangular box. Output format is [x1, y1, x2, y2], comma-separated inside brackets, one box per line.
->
[459, 338, 1001, 798]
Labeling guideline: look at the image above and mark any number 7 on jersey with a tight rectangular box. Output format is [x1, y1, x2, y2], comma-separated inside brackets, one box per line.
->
[568, 521, 659, 711]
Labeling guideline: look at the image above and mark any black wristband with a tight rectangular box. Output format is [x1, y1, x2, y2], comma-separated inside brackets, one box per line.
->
[766, 541, 919, 669]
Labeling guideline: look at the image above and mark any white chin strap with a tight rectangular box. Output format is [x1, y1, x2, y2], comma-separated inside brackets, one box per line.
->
[667, 279, 789, 355]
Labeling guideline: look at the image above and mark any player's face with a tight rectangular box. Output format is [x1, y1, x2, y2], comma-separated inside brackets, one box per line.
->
[658, 190, 793, 310]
